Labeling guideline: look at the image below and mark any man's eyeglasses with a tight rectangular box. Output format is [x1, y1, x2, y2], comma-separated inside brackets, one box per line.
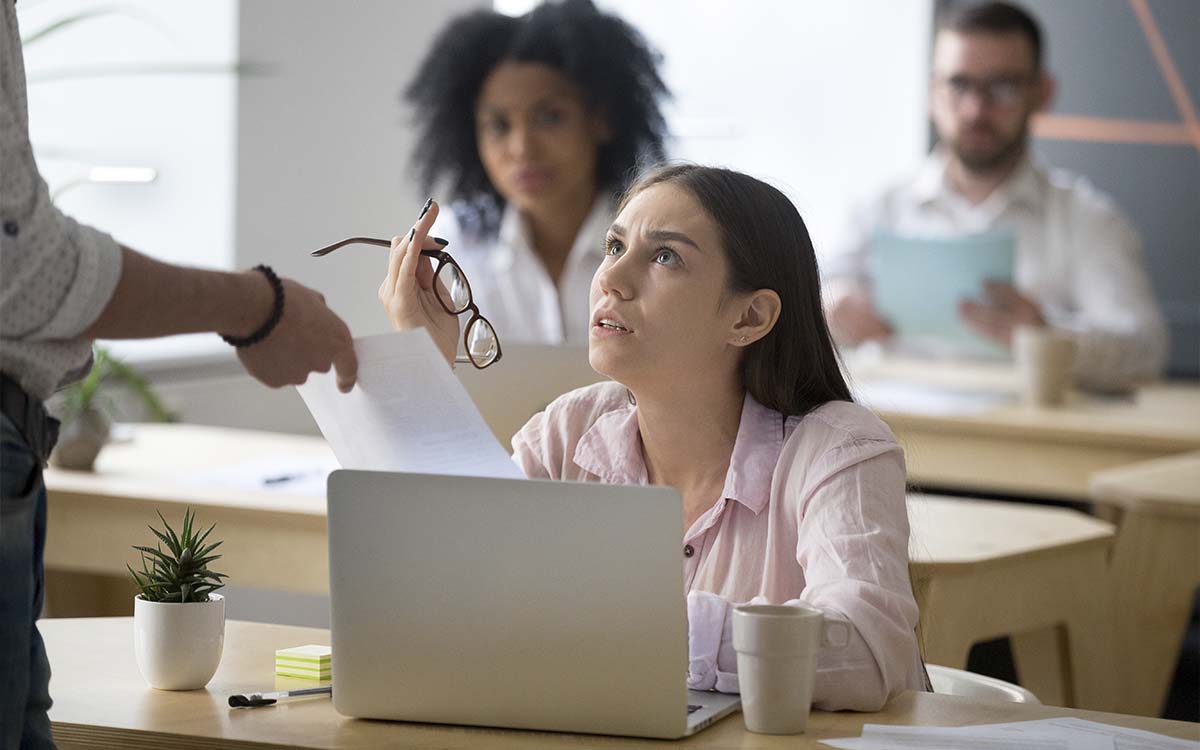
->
[311, 237, 502, 369]
[935, 74, 1032, 109]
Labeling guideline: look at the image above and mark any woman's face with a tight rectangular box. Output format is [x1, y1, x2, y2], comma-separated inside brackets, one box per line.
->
[588, 182, 748, 391]
[475, 62, 608, 214]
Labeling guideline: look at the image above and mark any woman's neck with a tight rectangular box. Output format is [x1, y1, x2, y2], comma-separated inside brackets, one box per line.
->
[635, 374, 745, 525]
[521, 184, 597, 285]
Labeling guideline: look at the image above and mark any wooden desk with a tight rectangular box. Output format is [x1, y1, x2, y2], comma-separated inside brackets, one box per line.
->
[45, 426, 1126, 710]
[43, 618, 1199, 750]
[43, 425, 333, 610]
[907, 494, 1116, 710]
[1092, 452, 1200, 717]
[851, 358, 1200, 500]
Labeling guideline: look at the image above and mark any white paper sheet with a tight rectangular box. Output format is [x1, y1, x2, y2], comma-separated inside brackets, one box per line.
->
[822, 723, 1113, 750]
[296, 330, 523, 480]
[823, 716, 1200, 750]
[181, 454, 339, 497]
[968, 718, 1200, 750]
[853, 378, 1015, 416]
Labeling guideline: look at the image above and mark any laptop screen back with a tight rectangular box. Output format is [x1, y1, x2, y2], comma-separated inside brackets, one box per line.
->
[327, 470, 689, 738]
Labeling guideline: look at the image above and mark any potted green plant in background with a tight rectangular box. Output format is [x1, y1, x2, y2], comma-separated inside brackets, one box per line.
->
[128, 507, 228, 690]
[52, 346, 177, 471]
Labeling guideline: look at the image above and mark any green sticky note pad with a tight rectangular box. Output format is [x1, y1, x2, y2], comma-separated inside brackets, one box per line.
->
[275, 644, 332, 664]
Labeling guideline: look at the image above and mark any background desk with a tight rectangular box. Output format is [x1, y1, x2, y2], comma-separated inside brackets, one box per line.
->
[45, 424, 1119, 604]
[42, 425, 333, 615]
[851, 359, 1200, 501]
[43, 618, 1200, 750]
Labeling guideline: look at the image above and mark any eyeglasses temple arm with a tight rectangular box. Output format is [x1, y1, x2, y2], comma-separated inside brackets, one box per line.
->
[310, 236, 392, 257]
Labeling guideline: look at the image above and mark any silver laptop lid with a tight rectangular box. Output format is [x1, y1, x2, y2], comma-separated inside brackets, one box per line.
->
[327, 470, 690, 738]
[453, 344, 604, 447]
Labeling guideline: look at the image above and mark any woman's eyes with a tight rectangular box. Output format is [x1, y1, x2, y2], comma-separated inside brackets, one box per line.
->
[653, 248, 680, 266]
[482, 117, 509, 137]
[603, 240, 680, 267]
[535, 109, 564, 127]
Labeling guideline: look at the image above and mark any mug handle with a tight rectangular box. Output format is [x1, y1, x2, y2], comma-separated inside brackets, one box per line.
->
[821, 619, 851, 649]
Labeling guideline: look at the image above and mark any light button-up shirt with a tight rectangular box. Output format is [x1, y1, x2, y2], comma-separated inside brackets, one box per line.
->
[512, 381, 928, 711]
[825, 150, 1168, 391]
[444, 198, 613, 346]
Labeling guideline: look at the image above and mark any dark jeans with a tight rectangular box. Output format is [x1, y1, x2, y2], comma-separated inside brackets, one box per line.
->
[0, 413, 54, 750]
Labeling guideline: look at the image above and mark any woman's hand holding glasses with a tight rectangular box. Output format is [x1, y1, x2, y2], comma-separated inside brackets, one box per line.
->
[311, 199, 501, 369]
[378, 199, 461, 365]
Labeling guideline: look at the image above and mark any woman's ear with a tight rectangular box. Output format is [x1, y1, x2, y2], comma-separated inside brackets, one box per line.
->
[729, 289, 781, 347]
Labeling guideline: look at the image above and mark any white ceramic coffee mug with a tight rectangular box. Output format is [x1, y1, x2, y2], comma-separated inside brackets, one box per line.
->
[1014, 325, 1076, 407]
[732, 603, 849, 735]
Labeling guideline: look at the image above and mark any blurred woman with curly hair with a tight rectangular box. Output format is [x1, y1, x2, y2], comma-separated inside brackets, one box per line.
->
[404, 0, 669, 345]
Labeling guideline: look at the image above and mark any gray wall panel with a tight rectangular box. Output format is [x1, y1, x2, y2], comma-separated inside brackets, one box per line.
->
[1034, 0, 1179, 120]
[1153, 0, 1200, 102]
[1032, 140, 1199, 375]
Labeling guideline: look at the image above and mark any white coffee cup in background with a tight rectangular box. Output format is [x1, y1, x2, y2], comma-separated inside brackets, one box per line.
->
[732, 603, 849, 735]
[1014, 325, 1076, 407]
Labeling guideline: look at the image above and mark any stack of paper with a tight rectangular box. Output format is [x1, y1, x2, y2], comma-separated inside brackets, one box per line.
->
[275, 645, 331, 681]
[822, 717, 1200, 750]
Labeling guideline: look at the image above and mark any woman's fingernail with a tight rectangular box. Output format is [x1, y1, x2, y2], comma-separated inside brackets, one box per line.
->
[433, 237, 449, 246]
[409, 228, 415, 241]
[418, 198, 432, 219]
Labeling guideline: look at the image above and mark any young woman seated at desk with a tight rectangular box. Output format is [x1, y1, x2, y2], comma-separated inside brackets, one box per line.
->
[379, 165, 928, 711]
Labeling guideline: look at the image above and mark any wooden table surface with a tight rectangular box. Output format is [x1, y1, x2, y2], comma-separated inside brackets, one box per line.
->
[1092, 451, 1200, 518]
[43, 618, 1200, 750]
[849, 357, 1200, 500]
[1091, 452, 1200, 717]
[44, 426, 1118, 596]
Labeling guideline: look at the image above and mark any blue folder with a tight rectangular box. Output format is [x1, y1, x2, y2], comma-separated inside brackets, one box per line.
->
[868, 229, 1016, 360]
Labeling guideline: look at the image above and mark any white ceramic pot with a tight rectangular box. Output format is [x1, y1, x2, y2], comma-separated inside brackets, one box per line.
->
[133, 593, 225, 690]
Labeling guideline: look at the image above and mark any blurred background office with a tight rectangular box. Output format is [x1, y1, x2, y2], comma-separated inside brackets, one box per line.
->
[18, 0, 1198, 718]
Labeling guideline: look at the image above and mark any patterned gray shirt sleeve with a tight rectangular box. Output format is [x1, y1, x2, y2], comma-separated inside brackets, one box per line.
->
[0, 1, 124, 401]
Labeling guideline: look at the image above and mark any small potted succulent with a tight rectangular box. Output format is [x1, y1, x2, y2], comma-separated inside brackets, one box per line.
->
[128, 507, 228, 690]
[53, 346, 177, 471]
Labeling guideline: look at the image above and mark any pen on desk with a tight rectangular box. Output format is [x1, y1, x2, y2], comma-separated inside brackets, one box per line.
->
[229, 685, 331, 708]
[262, 473, 303, 486]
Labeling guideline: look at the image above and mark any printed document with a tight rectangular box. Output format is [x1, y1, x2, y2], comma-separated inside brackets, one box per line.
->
[297, 330, 523, 480]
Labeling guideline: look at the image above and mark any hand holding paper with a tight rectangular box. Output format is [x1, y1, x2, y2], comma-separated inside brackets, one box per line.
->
[868, 229, 1016, 359]
[959, 280, 1046, 347]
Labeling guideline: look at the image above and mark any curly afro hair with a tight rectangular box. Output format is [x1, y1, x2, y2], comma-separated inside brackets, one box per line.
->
[404, 0, 669, 234]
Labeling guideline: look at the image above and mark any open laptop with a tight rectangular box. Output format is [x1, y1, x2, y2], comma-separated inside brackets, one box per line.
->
[326, 470, 741, 739]
[453, 344, 605, 448]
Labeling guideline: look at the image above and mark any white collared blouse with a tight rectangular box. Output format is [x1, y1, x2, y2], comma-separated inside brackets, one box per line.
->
[435, 198, 614, 346]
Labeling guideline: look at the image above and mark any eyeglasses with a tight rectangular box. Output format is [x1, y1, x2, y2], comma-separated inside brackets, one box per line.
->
[311, 236, 502, 369]
[934, 74, 1031, 109]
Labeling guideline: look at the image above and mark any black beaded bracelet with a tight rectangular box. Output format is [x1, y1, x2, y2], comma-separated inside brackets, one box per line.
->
[221, 264, 285, 348]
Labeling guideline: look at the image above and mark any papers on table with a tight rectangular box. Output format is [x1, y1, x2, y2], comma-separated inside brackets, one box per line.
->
[296, 330, 523, 480]
[853, 378, 1016, 416]
[869, 229, 1015, 360]
[181, 454, 339, 497]
[822, 717, 1200, 750]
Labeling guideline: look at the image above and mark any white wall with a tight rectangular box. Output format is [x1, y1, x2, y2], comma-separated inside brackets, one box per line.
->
[601, 0, 933, 262]
[234, 0, 485, 340]
[19, 1, 238, 270]
[54, 1, 484, 433]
